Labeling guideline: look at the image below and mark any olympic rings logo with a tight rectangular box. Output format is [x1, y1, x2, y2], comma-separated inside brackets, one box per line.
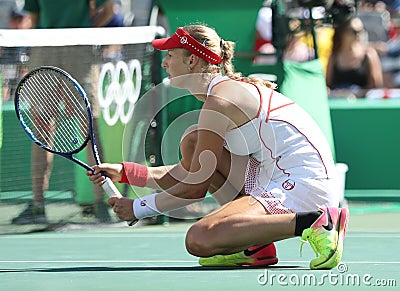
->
[98, 60, 142, 126]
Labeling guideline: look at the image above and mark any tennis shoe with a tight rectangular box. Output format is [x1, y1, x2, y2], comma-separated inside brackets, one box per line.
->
[300, 207, 349, 270]
[11, 202, 48, 225]
[199, 243, 278, 267]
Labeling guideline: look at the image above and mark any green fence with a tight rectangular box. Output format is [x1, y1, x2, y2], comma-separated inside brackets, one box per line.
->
[329, 98, 400, 201]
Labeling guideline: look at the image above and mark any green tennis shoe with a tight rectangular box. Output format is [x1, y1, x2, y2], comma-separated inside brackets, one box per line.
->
[300, 207, 349, 270]
[199, 243, 278, 267]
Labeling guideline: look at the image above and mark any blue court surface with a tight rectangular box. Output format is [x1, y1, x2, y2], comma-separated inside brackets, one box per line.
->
[0, 208, 399, 291]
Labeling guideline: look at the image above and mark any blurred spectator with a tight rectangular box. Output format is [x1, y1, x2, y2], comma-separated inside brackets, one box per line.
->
[381, 14, 400, 88]
[90, 0, 124, 27]
[105, 0, 125, 27]
[254, 1, 273, 52]
[326, 16, 384, 98]
[1, 7, 30, 101]
[100, 0, 125, 62]
[8, 8, 31, 29]
[1, 1, 22, 100]
[253, 1, 277, 64]
[254, 15, 316, 63]
[254, 4, 331, 65]
[356, 0, 400, 89]
[282, 19, 315, 62]
[0, 0, 18, 28]
[11, 0, 114, 225]
[357, 0, 391, 55]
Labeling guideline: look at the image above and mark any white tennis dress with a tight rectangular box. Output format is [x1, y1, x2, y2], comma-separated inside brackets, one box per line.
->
[207, 76, 338, 213]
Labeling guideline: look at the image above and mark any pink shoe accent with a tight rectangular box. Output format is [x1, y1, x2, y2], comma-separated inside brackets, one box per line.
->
[311, 207, 349, 237]
[241, 243, 278, 266]
[339, 208, 349, 238]
[312, 207, 340, 230]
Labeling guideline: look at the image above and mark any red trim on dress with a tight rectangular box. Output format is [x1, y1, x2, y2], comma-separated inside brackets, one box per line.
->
[269, 118, 329, 178]
[258, 120, 291, 177]
[265, 89, 274, 123]
[209, 78, 266, 130]
[270, 102, 295, 112]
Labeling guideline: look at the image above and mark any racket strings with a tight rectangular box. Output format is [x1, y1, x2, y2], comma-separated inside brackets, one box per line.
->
[43, 72, 90, 148]
[36, 72, 90, 151]
[18, 70, 91, 153]
[24, 76, 67, 144]
[20, 82, 60, 147]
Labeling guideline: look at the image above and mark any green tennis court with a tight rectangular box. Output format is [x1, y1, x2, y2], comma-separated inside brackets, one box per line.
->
[1, 205, 399, 291]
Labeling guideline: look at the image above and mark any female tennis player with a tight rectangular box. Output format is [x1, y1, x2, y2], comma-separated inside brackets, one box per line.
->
[87, 24, 349, 270]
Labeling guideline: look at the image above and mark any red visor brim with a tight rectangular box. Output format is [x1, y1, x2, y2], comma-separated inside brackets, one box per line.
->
[152, 36, 181, 50]
[152, 27, 222, 65]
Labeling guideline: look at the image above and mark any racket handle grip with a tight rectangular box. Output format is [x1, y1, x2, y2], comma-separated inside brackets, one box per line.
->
[101, 177, 138, 227]
[101, 177, 122, 198]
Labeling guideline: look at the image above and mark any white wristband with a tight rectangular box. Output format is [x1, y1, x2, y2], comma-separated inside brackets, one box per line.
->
[133, 193, 161, 219]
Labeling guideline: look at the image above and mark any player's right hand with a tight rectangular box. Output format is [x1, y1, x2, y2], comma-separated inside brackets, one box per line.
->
[86, 163, 124, 186]
[107, 196, 119, 207]
[112, 197, 136, 221]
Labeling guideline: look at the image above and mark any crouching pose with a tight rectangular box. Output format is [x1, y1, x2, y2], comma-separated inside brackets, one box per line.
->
[88, 24, 349, 270]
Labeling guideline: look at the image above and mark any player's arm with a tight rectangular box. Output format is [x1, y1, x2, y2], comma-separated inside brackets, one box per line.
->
[155, 103, 230, 212]
[89, 162, 186, 190]
[23, 0, 39, 28]
[366, 46, 383, 89]
[325, 54, 334, 89]
[26, 12, 39, 28]
[108, 96, 233, 221]
[89, 97, 233, 191]
[90, 95, 231, 194]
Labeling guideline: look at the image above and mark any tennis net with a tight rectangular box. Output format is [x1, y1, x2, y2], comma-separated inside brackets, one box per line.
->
[0, 26, 165, 233]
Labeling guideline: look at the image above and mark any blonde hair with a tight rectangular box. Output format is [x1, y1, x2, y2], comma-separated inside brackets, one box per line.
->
[182, 25, 276, 89]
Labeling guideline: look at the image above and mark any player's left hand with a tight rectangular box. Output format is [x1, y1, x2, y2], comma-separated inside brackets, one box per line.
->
[111, 197, 135, 221]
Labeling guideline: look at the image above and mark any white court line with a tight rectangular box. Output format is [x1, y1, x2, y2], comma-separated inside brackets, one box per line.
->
[0, 260, 399, 264]
[279, 261, 400, 264]
[347, 233, 400, 238]
[0, 234, 184, 239]
[0, 260, 197, 263]
[2, 233, 400, 239]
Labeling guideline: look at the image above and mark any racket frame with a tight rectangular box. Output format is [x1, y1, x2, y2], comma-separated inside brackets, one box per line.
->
[14, 66, 129, 205]
[15, 66, 100, 172]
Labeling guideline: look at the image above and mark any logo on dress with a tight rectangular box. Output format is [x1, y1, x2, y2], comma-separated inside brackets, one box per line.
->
[140, 200, 147, 207]
[282, 179, 295, 190]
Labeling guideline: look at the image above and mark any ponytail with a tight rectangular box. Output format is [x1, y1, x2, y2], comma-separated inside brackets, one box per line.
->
[220, 38, 276, 89]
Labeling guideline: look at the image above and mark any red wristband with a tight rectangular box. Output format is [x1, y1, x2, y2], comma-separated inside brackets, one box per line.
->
[119, 162, 149, 187]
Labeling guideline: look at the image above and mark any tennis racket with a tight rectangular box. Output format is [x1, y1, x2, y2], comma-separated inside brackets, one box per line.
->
[14, 66, 123, 207]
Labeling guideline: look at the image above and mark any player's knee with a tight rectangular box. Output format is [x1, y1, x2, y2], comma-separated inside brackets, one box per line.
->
[185, 222, 216, 257]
